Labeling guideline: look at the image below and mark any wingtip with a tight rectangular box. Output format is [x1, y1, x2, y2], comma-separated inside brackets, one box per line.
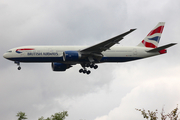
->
[171, 43, 178, 45]
[130, 28, 137, 31]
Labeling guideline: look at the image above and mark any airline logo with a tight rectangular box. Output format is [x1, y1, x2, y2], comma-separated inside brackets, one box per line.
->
[142, 25, 164, 48]
[142, 40, 157, 48]
[16, 48, 34, 53]
[147, 26, 164, 36]
[148, 36, 161, 43]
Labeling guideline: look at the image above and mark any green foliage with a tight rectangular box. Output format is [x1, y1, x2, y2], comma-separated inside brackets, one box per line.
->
[51, 111, 68, 120]
[136, 108, 158, 120]
[167, 106, 179, 120]
[136, 105, 180, 120]
[16, 111, 27, 120]
[38, 111, 68, 120]
[38, 116, 51, 120]
[46, 118, 51, 120]
[38, 116, 44, 120]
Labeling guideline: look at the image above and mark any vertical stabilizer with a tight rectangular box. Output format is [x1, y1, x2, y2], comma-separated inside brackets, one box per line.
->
[138, 22, 165, 48]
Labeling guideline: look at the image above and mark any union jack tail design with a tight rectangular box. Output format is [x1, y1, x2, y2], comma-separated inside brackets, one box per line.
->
[138, 22, 165, 48]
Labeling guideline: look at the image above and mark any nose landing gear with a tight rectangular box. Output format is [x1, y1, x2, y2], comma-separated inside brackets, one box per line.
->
[18, 66, 21, 70]
[15, 61, 21, 70]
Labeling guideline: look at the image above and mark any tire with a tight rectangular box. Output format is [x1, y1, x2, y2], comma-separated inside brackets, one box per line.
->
[83, 70, 87, 74]
[18, 67, 21, 70]
[79, 69, 83, 73]
[94, 65, 98, 69]
[87, 70, 91, 74]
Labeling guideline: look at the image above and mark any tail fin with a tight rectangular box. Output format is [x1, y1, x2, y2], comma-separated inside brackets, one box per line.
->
[138, 22, 165, 48]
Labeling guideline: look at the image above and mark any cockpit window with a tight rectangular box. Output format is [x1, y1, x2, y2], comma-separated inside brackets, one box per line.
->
[7, 50, 12, 53]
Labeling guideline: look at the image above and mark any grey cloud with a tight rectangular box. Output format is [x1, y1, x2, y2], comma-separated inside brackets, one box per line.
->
[95, 76, 180, 120]
[0, 0, 180, 120]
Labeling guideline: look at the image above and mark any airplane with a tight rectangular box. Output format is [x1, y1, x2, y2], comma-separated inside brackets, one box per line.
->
[3, 22, 177, 75]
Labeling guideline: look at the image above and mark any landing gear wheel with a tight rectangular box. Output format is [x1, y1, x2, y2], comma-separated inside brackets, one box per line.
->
[79, 69, 83, 73]
[18, 66, 21, 70]
[83, 70, 87, 74]
[15, 61, 21, 70]
[80, 63, 92, 75]
[90, 65, 93, 68]
[79, 67, 91, 75]
[87, 70, 91, 75]
[94, 65, 98, 69]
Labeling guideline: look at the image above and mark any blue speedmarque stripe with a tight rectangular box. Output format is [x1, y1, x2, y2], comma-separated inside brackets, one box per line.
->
[16, 51, 22, 54]
[7, 57, 143, 63]
[148, 36, 161, 43]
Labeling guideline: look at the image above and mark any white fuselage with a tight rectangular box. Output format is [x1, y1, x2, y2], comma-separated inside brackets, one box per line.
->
[3, 45, 160, 64]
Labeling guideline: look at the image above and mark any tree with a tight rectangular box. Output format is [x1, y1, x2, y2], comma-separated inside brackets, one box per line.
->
[38, 116, 44, 120]
[51, 111, 68, 120]
[16, 111, 27, 120]
[38, 111, 68, 120]
[16, 111, 68, 120]
[136, 108, 158, 120]
[136, 105, 180, 120]
[38, 116, 51, 120]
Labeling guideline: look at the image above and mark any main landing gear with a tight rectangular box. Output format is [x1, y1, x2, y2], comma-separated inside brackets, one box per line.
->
[15, 61, 21, 70]
[79, 68, 91, 74]
[79, 63, 98, 75]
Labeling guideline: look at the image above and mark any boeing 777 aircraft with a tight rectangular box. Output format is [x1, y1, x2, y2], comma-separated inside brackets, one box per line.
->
[3, 22, 176, 74]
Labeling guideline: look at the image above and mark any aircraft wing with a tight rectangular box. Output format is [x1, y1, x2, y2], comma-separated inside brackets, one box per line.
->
[80, 29, 136, 53]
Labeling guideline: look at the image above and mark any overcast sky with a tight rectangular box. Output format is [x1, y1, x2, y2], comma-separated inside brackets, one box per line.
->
[0, 0, 180, 120]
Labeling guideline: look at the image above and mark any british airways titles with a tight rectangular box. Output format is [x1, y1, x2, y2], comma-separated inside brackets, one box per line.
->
[27, 52, 58, 56]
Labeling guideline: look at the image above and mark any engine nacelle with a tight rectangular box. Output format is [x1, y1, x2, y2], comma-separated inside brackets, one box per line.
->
[63, 51, 81, 61]
[51, 62, 68, 71]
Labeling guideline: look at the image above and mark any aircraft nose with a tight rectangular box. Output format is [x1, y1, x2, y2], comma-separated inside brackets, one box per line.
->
[3, 53, 8, 59]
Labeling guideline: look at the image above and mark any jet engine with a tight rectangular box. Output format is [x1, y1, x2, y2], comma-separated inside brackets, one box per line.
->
[63, 51, 81, 61]
[51, 62, 70, 71]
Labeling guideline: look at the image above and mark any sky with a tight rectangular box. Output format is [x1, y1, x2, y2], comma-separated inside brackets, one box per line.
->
[0, 0, 180, 120]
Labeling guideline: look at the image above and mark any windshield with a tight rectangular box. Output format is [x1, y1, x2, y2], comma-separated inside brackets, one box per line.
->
[7, 50, 12, 53]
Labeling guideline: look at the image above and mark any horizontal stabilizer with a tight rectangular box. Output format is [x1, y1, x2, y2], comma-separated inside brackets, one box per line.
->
[147, 43, 177, 52]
